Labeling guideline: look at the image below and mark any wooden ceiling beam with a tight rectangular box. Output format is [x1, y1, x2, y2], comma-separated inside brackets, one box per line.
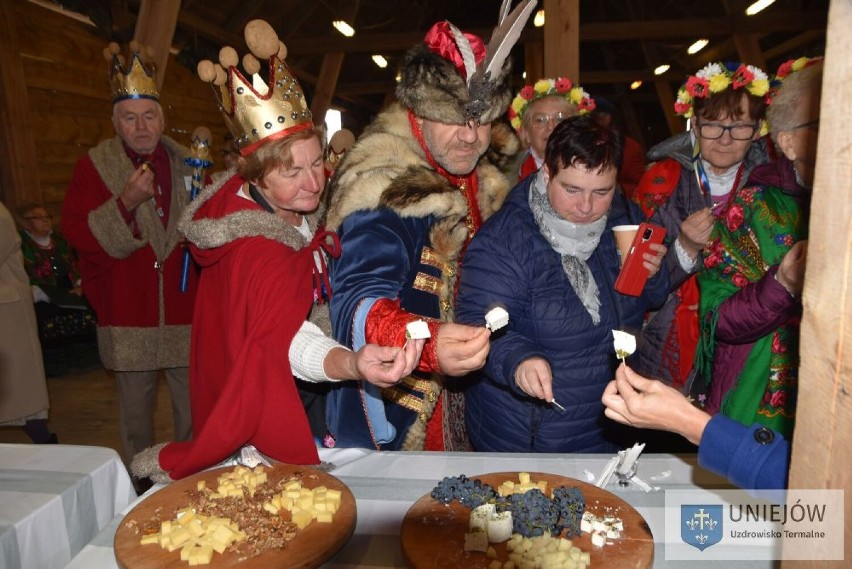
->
[282, 11, 826, 56]
[134, 0, 181, 90]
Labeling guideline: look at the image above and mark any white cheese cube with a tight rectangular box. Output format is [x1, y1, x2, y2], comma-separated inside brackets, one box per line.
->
[485, 307, 509, 331]
[405, 319, 431, 339]
[487, 511, 513, 543]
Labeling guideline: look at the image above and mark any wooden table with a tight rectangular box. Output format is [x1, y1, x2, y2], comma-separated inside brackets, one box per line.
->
[0, 443, 136, 569]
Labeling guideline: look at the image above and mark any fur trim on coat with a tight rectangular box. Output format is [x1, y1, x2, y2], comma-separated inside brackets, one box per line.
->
[326, 104, 512, 451]
[180, 175, 332, 336]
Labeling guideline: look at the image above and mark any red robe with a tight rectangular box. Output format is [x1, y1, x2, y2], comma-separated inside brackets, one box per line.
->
[159, 176, 319, 479]
[61, 136, 197, 371]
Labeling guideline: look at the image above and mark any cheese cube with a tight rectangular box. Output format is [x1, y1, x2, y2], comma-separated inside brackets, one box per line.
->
[291, 510, 314, 529]
[464, 529, 489, 552]
[405, 319, 431, 339]
[485, 307, 509, 331]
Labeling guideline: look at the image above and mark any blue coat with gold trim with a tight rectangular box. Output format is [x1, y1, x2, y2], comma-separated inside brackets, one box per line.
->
[325, 103, 516, 450]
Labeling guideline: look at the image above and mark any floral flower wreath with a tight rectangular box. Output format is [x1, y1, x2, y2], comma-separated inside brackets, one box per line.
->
[507, 77, 595, 132]
[768, 56, 823, 103]
[674, 62, 770, 119]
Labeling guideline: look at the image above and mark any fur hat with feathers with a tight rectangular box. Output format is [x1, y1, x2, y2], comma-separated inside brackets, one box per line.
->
[396, 0, 537, 125]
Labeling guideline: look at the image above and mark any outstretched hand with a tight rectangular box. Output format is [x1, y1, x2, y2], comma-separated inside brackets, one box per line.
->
[354, 339, 426, 388]
[436, 322, 491, 376]
[602, 363, 710, 445]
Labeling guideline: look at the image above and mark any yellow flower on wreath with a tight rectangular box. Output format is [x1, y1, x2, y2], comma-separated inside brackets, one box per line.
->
[507, 77, 595, 132]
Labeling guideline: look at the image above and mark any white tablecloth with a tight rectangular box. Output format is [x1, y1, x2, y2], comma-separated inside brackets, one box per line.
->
[0, 443, 136, 569]
[67, 448, 768, 568]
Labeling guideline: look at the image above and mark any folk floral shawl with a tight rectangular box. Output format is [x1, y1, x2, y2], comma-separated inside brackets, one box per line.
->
[696, 182, 806, 436]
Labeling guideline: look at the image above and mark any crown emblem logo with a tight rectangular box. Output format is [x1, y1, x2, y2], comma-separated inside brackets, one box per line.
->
[103, 41, 159, 103]
[197, 19, 312, 156]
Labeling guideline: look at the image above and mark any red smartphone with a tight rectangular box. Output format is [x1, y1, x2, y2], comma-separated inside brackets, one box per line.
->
[614, 222, 667, 297]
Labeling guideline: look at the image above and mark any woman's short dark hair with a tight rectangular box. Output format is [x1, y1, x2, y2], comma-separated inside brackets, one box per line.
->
[544, 115, 623, 175]
[693, 88, 767, 123]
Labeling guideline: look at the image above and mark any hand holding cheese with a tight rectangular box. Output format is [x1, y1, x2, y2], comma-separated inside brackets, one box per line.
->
[436, 322, 491, 376]
[602, 363, 711, 446]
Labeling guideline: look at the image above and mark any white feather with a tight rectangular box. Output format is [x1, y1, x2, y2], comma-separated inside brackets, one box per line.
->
[447, 22, 477, 83]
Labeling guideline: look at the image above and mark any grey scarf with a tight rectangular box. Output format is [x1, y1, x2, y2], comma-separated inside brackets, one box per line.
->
[529, 171, 607, 324]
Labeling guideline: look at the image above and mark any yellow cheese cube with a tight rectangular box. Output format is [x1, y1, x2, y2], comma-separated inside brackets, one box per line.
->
[187, 520, 205, 538]
[291, 510, 314, 529]
[139, 533, 160, 545]
[263, 501, 279, 515]
[316, 511, 333, 523]
[169, 527, 192, 547]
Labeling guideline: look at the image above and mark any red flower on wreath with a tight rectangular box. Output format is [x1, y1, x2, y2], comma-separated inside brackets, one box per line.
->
[674, 101, 691, 115]
[685, 76, 709, 98]
[724, 204, 744, 232]
[520, 86, 535, 100]
[732, 272, 749, 288]
[775, 60, 794, 80]
[578, 97, 596, 112]
[554, 77, 572, 93]
[731, 64, 754, 89]
[507, 107, 517, 121]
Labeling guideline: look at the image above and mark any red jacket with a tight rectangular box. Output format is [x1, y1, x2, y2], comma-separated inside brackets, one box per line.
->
[61, 136, 198, 371]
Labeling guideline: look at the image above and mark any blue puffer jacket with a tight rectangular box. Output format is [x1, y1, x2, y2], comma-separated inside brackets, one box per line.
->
[456, 174, 669, 452]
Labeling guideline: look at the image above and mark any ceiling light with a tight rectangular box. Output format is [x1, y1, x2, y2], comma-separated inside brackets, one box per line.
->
[522, 71, 527, 80]
[372, 54, 388, 68]
[395, 71, 402, 83]
[533, 9, 545, 27]
[630, 80, 642, 90]
[687, 39, 709, 55]
[653, 64, 670, 75]
[746, 0, 776, 15]
[332, 20, 355, 37]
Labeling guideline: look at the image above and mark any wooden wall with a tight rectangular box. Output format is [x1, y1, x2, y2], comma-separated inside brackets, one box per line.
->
[1, 1, 229, 222]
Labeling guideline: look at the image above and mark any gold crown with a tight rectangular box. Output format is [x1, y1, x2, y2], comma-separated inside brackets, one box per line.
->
[197, 20, 312, 156]
[103, 41, 159, 103]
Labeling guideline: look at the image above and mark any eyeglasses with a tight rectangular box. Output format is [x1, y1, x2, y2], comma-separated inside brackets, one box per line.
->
[695, 121, 758, 141]
[25, 214, 51, 221]
[789, 119, 819, 131]
[529, 111, 570, 130]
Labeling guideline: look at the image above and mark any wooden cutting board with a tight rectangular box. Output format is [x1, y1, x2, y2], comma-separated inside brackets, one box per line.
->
[114, 464, 356, 569]
[400, 472, 653, 569]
